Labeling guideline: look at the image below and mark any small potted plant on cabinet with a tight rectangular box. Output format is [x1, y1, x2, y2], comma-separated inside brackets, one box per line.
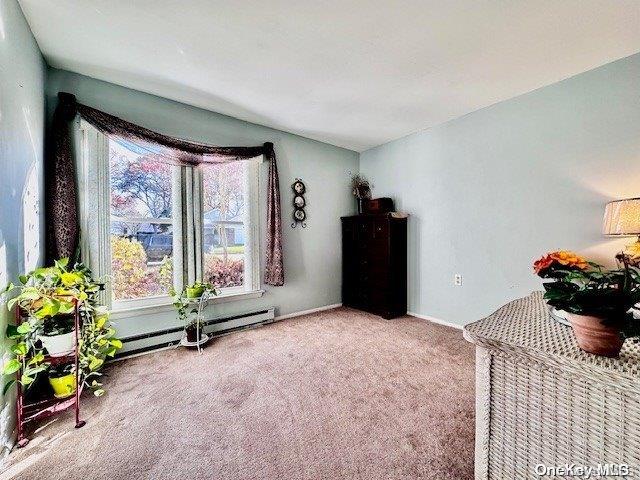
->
[533, 250, 640, 357]
[350, 173, 372, 214]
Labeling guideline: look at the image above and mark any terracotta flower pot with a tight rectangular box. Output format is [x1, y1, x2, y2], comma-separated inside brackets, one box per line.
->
[566, 313, 624, 357]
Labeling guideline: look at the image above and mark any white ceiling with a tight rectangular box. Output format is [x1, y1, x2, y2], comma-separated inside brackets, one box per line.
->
[19, 1, 640, 152]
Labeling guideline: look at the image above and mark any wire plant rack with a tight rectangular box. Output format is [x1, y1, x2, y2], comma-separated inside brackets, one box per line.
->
[179, 291, 214, 354]
[15, 299, 86, 448]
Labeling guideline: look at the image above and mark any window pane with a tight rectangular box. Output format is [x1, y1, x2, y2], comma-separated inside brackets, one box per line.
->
[109, 138, 174, 301]
[201, 162, 247, 289]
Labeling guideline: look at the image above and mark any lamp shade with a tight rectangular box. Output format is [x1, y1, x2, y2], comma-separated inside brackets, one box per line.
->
[602, 198, 640, 236]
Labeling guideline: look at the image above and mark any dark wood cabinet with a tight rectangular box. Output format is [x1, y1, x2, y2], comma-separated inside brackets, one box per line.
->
[341, 214, 407, 319]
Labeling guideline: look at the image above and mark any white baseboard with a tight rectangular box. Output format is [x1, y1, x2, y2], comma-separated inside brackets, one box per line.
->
[407, 311, 464, 330]
[112, 305, 341, 361]
[275, 303, 342, 321]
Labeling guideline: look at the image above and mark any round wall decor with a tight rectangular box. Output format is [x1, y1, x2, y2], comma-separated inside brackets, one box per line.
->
[291, 179, 307, 228]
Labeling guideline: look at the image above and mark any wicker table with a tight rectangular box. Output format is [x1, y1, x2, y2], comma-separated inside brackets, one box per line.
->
[463, 292, 640, 479]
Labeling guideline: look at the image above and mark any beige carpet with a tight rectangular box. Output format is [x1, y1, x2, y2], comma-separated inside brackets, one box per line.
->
[3, 307, 475, 480]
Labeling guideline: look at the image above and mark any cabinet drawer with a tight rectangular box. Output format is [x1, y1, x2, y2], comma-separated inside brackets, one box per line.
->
[372, 219, 389, 240]
[356, 255, 389, 273]
[358, 223, 389, 245]
[356, 219, 373, 238]
[356, 286, 387, 307]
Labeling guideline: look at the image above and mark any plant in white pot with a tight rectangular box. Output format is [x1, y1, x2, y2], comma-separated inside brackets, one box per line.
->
[38, 314, 75, 357]
[2, 258, 123, 397]
[533, 250, 640, 357]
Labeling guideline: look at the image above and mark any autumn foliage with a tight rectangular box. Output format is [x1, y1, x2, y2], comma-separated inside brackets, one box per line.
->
[111, 236, 243, 299]
[203, 255, 244, 288]
[110, 236, 173, 299]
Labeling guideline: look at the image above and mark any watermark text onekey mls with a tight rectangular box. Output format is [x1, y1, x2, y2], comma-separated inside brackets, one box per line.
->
[534, 463, 631, 478]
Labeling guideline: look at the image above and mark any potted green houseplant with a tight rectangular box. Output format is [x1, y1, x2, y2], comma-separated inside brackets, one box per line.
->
[171, 282, 217, 344]
[185, 281, 208, 299]
[4, 258, 83, 320]
[38, 314, 75, 357]
[2, 259, 122, 397]
[185, 320, 201, 343]
[78, 306, 122, 396]
[533, 250, 640, 357]
[48, 364, 76, 399]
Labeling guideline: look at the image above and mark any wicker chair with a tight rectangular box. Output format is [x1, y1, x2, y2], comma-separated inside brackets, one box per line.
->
[464, 291, 640, 479]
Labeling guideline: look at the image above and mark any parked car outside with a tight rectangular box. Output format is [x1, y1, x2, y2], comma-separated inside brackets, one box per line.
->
[139, 233, 173, 262]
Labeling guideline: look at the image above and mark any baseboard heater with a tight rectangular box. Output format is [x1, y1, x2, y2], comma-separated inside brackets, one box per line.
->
[115, 308, 275, 359]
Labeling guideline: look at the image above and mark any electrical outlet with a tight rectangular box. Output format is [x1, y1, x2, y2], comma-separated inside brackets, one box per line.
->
[454, 274, 463, 286]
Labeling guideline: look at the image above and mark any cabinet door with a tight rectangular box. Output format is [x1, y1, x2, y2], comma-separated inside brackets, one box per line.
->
[342, 219, 359, 305]
[356, 218, 374, 244]
[372, 218, 389, 241]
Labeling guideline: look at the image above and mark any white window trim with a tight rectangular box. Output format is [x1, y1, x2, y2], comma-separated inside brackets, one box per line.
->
[242, 159, 261, 293]
[193, 157, 262, 295]
[78, 119, 112, 307]
[110, 289, 265, 320]
[77, 121, 264, 317]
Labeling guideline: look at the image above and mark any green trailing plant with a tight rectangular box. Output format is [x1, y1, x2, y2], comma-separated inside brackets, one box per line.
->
[170, 282, 217, 332]
[2, 259, 122, 397]
[41, 315, 74, 336]
[48, 363, 74, 379]
[2, 324, 47, 394]
[78, 306, 121, 396]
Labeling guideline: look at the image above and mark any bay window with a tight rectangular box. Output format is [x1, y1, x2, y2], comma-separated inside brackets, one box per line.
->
[77, 121, 262, 314]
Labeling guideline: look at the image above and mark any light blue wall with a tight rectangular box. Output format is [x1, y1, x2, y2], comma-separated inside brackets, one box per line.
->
[46, 68, 359, 341]
[360, 53, 640, 327]
[0, 0, 46, 455]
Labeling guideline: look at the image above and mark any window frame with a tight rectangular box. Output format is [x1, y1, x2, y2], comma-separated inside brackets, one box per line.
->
[77, 121, 264, 316]
[195, 159, 262, 295]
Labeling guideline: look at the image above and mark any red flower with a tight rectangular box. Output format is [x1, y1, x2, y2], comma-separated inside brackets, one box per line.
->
[533, 250, 589, 276]
[533, 254, 554, 274]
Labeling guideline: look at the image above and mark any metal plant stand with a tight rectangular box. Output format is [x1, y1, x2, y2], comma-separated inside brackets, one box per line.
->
[15, 300, 85, 448]
[179, 291, 212, 354]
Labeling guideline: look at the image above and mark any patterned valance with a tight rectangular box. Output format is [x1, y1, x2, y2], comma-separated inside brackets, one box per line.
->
[47, 92, 284, 286]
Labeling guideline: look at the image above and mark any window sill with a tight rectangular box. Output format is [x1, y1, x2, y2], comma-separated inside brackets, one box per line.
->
[110, 289, 265, 320]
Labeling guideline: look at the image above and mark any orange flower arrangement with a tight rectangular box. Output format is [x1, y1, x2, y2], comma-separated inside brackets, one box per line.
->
[533, 250, 589, 275]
